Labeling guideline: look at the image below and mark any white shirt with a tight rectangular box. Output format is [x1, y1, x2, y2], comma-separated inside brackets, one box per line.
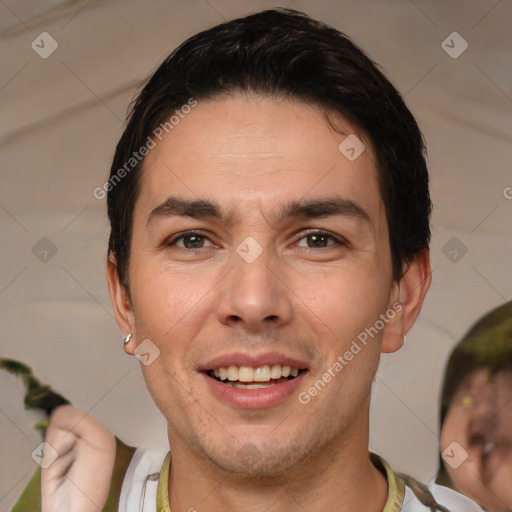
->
[119, 447, 484, 512]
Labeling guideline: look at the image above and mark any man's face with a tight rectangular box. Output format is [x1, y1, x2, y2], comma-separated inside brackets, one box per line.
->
[119, 94, 403, 476]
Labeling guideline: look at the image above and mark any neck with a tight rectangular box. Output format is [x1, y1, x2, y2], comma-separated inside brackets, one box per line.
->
[166, 422, 388, 512]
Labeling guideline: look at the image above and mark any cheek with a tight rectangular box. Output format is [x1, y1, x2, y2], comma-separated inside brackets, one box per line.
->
[440, 406, 463, 445]
[440, 418, 454, 449]
[130, 258, 213, 338]
[139, 362, 198, 427]
[294, 264, 391, 339]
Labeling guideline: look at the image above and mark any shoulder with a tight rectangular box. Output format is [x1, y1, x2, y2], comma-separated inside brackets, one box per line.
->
[118, 444, 169, 512]
[401, 480, 484, 511]
[10, 467, 41, 512]
[427, 482, 483, 511]
[370, 453, 483, 512]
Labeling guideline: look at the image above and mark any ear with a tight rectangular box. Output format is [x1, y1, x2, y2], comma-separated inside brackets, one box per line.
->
[381, 248, 431, 354]
[106, 253, 136, 355]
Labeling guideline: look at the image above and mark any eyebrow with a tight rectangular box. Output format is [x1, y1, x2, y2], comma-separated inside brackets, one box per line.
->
[147, 195, 371, 227]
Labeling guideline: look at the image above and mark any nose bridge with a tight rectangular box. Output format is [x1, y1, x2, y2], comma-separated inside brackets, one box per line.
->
[217, 238, 292, 330]
[465, 375, 500, 430]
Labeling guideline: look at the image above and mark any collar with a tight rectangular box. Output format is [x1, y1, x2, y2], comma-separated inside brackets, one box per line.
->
[370, 453, 406, 512]
[156, 452, 405, 512]
[156, 452, 171, 512]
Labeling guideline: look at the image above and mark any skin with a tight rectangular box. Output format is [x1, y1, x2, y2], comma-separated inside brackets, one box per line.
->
[101, 93, 430, 512]
[441, 368, 512, 510]
[41, 405, 116, 512]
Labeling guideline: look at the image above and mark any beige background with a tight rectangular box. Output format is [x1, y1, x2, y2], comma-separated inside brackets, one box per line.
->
[1, 1, 511, 509]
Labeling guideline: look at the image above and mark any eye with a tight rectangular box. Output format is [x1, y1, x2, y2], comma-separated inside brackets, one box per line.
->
[165, 231, 215, 249]
[296, 230, 346, 249]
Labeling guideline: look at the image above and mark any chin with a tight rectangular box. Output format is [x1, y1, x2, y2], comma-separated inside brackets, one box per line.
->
[201, 437, 321, 479]
[210, 451, 301, 479]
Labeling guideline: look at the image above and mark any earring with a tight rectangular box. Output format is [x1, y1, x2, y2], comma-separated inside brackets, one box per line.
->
[123, 333, 132, 345]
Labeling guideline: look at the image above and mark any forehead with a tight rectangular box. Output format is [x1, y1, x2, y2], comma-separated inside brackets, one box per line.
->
[137, 94, 385, 229]
[461, 368, 512, 388]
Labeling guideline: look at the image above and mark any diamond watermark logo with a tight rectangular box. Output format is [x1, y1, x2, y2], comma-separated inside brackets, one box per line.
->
[31, 441, 58, 469]
[236, 236, 263, 264]
[441, 32, 468, 59]
[134, 339, 161, 366]
[441, 441, 468, 469]
[31, 32, 58, 59]
[442, 236, 468, 263]
[237, 442, 262, 469]
[32, 237, 58, 263]
[338, 134, 365, 161]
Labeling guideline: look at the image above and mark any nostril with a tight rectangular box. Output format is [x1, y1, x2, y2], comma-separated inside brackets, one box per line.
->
[469, 434, 485, 446]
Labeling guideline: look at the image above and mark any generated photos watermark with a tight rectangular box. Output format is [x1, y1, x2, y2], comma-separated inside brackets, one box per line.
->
[93, 98, 198, 200]
[298, 302, 403, 405]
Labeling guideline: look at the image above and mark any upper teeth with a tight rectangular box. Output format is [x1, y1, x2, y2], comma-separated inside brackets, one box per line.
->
[213, 365, 300, 382]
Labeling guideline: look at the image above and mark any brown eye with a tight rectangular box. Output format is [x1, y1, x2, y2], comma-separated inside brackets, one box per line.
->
[181, 234, 205, 248]
[166, 231, 214, 249]
[296, 230, 343, 249]
[307, 233, 331, 248]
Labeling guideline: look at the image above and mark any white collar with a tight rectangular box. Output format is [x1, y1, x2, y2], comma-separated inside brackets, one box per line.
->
[118, 445, 168, 512]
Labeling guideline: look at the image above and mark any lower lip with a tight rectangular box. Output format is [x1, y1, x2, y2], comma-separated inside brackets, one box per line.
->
[202, 372, 306, 409]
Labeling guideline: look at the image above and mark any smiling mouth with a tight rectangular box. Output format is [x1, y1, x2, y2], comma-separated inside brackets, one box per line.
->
[206, 365, 307, 389]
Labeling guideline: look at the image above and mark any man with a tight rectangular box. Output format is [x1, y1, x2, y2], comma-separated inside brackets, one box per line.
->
[12, 8, 483, 512]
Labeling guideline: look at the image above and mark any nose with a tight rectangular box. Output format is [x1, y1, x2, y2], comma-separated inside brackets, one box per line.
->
[464, 368, 500, 435]
[216, 242, 294, 333]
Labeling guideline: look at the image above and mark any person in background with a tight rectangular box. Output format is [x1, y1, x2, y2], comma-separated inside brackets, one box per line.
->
[437, 300, 512, 511]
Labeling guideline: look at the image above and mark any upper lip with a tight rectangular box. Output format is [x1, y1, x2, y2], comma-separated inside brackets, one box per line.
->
[198, 351, 310, 371]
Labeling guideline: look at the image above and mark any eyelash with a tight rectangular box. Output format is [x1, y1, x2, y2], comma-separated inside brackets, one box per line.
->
[164, 229, 346, 249]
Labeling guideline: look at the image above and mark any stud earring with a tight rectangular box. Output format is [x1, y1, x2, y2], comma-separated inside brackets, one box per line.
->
[123, 333, 132, 345]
